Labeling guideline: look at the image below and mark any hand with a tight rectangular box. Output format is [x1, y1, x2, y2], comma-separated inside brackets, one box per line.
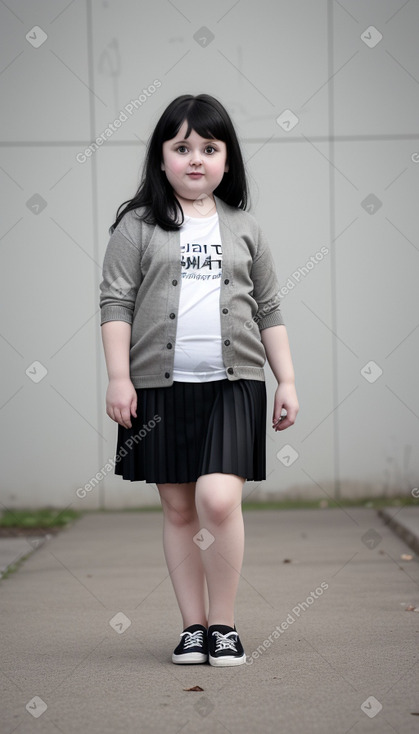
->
[272, 382, 299, 431]
[106, 377, 137, 429]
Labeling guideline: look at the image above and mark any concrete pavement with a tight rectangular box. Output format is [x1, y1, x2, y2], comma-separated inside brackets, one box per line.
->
[1, 506, 419, 733]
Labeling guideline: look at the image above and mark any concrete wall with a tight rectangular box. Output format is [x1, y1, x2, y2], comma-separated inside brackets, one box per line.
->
[1, 0, 418, 509]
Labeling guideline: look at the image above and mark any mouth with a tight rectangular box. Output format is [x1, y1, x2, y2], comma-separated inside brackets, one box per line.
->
[187, 172, 204, 178]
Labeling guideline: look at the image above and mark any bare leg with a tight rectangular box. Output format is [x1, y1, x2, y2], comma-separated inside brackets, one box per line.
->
[194, 473, 245, 628]
[156, 482, 208, 629]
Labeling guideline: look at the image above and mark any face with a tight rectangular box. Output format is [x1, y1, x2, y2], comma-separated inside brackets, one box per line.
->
[161, 120, 229, 207]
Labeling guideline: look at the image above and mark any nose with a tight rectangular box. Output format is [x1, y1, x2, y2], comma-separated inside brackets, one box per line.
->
[190, 149, 202, 165]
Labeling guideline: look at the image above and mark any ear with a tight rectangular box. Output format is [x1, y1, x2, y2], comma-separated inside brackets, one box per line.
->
[161, 162, 165, 171]
[224, 163, 229, 172]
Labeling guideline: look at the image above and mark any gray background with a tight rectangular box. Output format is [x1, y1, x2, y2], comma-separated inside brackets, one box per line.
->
[1, 0, 418, 509]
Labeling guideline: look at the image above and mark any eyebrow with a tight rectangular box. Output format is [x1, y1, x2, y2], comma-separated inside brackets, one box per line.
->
[172, 139, 219, 145]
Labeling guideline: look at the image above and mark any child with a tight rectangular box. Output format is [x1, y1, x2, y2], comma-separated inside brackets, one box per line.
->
[99, 94, 299, 667]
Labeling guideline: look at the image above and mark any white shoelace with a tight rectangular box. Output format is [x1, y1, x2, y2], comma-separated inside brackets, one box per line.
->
[213, 630, 238, 652]
[180, 630, 204, 649]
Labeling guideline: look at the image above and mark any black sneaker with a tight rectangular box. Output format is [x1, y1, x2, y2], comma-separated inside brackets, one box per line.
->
[171, 624, 208, 664]
[208, 624, 246, 666]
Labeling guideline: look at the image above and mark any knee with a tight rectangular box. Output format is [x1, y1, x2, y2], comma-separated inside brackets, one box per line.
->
[160, 496, 197, 528]
[197, 492, 239, 526]
[166, 505, 197, 528]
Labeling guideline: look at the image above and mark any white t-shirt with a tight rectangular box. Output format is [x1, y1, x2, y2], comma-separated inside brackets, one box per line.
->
[172, 212, 226, 382]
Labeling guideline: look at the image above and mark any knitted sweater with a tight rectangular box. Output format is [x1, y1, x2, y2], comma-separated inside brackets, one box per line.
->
[99, 194, 285, 388]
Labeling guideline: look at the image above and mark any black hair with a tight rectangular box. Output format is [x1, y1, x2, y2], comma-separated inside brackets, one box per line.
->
[109, 94, 249, 233]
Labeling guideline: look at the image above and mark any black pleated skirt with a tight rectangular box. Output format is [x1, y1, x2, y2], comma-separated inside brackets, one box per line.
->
[114, 378, 267, 484]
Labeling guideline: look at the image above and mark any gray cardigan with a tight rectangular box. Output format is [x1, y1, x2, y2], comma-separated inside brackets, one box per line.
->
[99, 194, 285, 388]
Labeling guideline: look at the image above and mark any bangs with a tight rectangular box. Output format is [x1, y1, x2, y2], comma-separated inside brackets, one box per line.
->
[166, 99, 227, 142]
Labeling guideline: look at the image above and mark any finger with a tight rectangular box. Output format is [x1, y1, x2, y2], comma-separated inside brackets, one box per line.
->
[273, 410, 297, 430]
[273, 418, 291, 431]
[284, 408, 298, 424]
[117, 407, 131, 429]
[272, 408, 283, 424]
[131, 396, 137, 418]
[272, 409, 287, 425]
[123, 411, 132, 429]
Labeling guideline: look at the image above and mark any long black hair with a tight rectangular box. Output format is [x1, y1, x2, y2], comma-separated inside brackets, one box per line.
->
[109, 94, 249, 233]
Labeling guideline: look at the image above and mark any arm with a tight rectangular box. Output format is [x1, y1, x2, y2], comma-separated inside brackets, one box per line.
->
[101, 320, 131, 379]
[101, 321, 137, 429]
[99, 216, 143, 429]
[260, 324, 299, 431]
[249, 221, 299, 431]
[260, 324, 295, 384]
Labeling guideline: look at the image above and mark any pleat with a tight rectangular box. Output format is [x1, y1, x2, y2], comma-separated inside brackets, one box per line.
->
[198, 379, 266, 481]
[114, 379, 266, 483]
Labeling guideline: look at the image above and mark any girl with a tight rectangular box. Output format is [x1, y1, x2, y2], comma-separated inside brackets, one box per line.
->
[99, 94, 299, 667]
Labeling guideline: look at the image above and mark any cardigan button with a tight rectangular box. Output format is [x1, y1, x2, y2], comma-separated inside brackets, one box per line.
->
[167, 343, 172, 349]
[165, 372, 170, 378]
[169, 312, 175, 319]
[222, 308, 228, 314]
[224, 279, 229, 284]
[227, 367, 234, 374]
[224, 339, 230, 346]
[172, 279, 177, 286]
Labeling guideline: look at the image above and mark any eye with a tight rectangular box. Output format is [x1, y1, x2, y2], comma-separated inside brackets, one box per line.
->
[205, 145, 216, 154]
[176, 145, 188, 153]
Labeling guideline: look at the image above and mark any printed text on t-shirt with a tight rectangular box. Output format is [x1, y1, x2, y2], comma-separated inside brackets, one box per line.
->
[180, 243, 222, 271]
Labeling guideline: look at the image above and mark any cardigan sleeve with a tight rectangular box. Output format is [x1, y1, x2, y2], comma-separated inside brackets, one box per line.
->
[99, 224, 142, 326]
[251, 223, 285, 330]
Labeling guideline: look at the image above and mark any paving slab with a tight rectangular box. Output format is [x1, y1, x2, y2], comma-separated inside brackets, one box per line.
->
[378, 506, 419, 556]
[1, 507, 418, 734]
[0, 535, 48, 576]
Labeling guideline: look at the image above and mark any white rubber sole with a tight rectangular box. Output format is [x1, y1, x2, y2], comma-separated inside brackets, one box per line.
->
[172, 652, 208, 664]
[209, 653, 246, 667]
